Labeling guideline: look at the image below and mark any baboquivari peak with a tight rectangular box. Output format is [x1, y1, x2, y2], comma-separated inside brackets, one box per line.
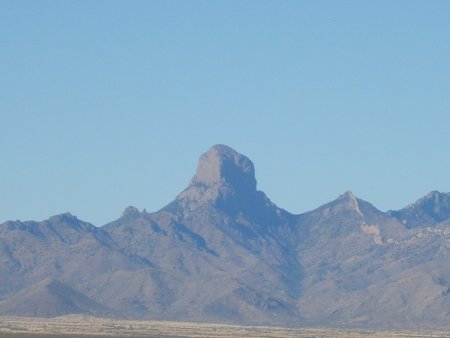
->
[190, 144, 257, 191]
[176, 145, 260, 210]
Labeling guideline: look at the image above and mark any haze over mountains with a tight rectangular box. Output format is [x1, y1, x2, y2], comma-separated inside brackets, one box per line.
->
[2, 145, 450, 329]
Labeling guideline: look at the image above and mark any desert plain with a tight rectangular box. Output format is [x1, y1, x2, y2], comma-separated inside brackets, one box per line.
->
[1, 316, 450, 338]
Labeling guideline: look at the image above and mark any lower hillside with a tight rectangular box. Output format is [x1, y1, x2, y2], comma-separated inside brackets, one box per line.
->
[0, 279, 118, 318]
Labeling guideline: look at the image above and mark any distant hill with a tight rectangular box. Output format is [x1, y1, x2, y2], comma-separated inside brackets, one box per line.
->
[0, 278, 117, 317]
[1, 144, 450, 329]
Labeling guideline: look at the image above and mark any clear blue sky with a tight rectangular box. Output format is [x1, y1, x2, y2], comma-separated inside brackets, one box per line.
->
[1, 1, 449, 225]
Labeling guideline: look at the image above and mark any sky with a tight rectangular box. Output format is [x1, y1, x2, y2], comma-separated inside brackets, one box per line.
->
[1, 0, 449, 225]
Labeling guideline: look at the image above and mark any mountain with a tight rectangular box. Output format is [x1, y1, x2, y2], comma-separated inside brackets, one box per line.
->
[0, 212, 163, 318]
[104, 145, 299, 323]
[294, 192, 450, 328]
[2, 144, 450, 329]
[388, 191, 450, 228]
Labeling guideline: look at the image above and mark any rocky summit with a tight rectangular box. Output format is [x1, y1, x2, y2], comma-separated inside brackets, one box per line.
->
[2, 145, 450, 330]
[177, 144, 260, 213]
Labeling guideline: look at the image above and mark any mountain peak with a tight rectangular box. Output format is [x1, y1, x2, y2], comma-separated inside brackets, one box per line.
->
[121, 206, 141, 219]
[406, 190, 449, 211]
[314, 191, 376, 219]
[48, 212, 79, 223]
[423, 190, 448, 201]
[389, 190, 450, 228]
[337, 191, 361, 213]
[176, 145, 259, 211]
[339, 190, 357, 200]
[190, 144, 257, 190]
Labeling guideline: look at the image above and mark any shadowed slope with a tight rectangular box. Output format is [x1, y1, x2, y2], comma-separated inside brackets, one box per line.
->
[0, 278, 117, 317]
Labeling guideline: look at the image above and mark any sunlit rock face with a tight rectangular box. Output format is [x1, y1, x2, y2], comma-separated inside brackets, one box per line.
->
[177, 145, 259, 213]
[193, 144, 256, 190]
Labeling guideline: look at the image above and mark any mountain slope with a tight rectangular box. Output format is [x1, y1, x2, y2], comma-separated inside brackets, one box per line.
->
[0, 212, 165, 318]
[293, 191, 450, 328]
[0, 278, 117, 317]
[0, 213, 115, 297]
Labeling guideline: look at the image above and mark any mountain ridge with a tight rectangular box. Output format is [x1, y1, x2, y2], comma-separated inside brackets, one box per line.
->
[1, 144, 450, 329]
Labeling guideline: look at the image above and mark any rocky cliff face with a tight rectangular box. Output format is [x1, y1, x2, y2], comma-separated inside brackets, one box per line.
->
[175, 145, 285, 224]
[2, 145, 450, 329]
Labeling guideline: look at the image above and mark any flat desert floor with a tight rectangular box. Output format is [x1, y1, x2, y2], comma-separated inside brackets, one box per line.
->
[1, 316, 450, 338]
